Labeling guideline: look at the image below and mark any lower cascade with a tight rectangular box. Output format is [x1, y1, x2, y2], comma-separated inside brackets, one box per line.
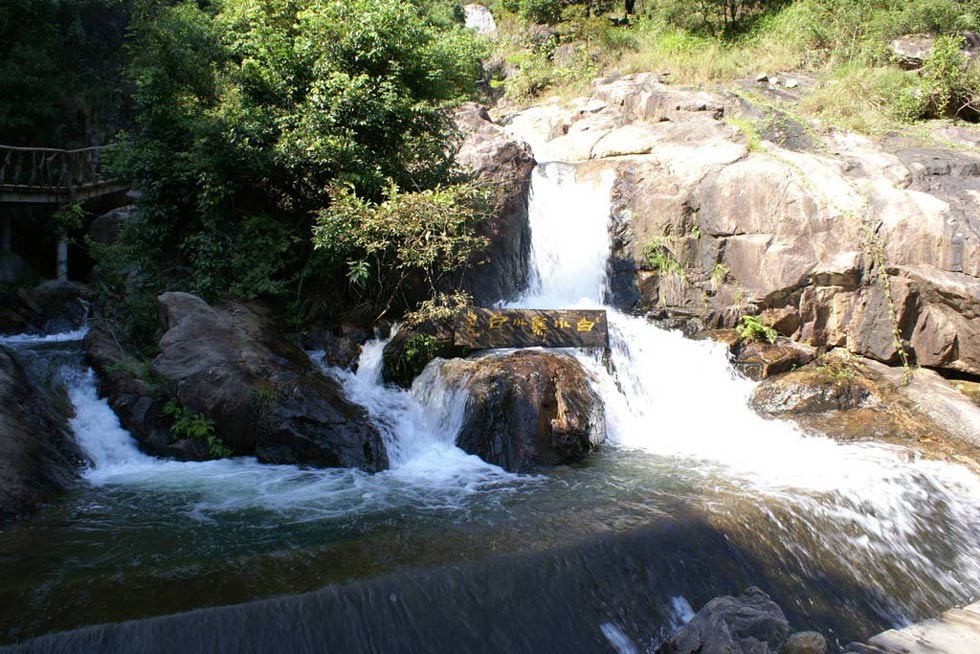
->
[2, 159, 980, 653]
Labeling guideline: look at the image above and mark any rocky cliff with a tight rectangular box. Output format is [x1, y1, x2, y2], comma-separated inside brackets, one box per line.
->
[500, 73, 980, 380]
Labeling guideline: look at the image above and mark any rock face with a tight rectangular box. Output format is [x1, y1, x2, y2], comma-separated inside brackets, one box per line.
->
[0, 345, 83, 522]
[127, 292, 387, 470]
[751, 349, 980, 460]
[0, 280, 89, 336]
[440, 351, 605, 472]
[454, 103, 536, 305]
[501, 73, 980, 379]
[656, 587, 792, 654]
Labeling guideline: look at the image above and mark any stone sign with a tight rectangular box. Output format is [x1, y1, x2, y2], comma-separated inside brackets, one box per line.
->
[454, 308, 608, 349]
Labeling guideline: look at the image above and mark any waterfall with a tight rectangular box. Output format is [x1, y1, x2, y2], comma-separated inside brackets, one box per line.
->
[511, 158, 980, 607]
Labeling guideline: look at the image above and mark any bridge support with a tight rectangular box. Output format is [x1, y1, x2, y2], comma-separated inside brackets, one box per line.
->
[56, 233, 69, 282]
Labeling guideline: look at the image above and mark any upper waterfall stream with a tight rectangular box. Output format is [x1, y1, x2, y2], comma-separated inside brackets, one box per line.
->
[2, 160, 980, 651]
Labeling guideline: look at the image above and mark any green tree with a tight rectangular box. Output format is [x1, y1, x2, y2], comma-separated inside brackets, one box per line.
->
[103, 0, 485, 342]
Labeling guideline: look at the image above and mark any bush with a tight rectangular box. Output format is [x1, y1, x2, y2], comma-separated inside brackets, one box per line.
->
[313, 182, 489, 321]
[163, 401, 233, 458]
[737, 315, 778, 344]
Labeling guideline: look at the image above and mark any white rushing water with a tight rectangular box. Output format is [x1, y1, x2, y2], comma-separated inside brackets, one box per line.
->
[512, 159, 980, 605]
[2, 326, 519, 520]
[5, 150, 980, 618]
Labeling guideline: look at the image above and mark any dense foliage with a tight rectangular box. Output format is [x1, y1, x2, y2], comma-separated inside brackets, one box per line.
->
[96, 0, 486, 346]
[0, 0, 130, 146]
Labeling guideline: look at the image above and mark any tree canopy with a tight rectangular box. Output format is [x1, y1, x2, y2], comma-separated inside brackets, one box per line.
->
[96, 0, 486, 342]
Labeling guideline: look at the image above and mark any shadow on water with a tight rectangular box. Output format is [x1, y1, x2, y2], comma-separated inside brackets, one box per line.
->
[1, 511, 909, 654]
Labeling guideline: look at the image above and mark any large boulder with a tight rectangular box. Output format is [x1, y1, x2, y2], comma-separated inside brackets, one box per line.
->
[656, 587, 791, 654]
[0, 280, 90, 336]
[889, 33, 980, 70]
[0, 345, 83, 522]
[751, 349, 980, 460]
[148, 292, 388, 471]
[454, 103, 536, 305]
[440, 351, 605, 472]
[463, 4, 496, 39]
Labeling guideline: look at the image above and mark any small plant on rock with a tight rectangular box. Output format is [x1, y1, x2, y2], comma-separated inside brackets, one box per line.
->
[164, 401, 233, 459]
[737, 315, 777, 344]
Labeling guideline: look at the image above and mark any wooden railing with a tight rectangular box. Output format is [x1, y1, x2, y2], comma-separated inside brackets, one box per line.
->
[0, 144, 125, 203]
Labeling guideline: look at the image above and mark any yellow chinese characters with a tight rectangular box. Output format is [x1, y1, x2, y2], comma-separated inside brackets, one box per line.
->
[553, 317, 571, 329]
[576, 317, 596, 332]
[488, 314, 510, 330]
[530, 316, 547, 337]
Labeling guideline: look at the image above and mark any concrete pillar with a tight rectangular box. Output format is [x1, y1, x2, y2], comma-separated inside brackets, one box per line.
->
[57, 233, 68, 281]
[1, 215, 10, 253]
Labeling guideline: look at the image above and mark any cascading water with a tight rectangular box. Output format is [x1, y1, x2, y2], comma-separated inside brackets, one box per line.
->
[510, 157, 980, 621]
[4, 157, 980, 650]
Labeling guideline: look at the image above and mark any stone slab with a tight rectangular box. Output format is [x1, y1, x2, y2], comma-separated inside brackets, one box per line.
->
[454, 309, 608, 349]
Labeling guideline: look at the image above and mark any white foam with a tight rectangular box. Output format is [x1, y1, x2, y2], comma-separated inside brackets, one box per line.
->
[0, 326, 88, 345]
[508, 157, 980, 599]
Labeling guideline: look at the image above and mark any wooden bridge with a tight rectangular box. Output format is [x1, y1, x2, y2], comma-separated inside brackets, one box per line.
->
[0, 144, 126, 204]
[1, 144, 127, 282]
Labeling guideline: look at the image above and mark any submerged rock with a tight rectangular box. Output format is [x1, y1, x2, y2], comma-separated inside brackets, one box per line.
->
[441, 351, 605, 472]
[656, 587, 791, 654]
[0, 345, 83, 522]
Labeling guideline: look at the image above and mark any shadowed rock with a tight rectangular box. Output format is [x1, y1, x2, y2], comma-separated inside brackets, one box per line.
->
[656, 587, 791, 654]
[441, 351, 605, 472]
[0, 345, 82, 522]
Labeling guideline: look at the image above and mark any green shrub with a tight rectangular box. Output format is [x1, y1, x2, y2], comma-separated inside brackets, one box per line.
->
[737, 315, 778, 344]
[163, 401, 233, 459]
[519, 0, 562, 24]
[386, 333, 439, 387]
[642, 238, 683, 276]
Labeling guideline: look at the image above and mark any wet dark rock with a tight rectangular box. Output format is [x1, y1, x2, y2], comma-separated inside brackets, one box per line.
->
[781, 631, 827, 654]
[751, 350, 888, 416]
[0, 345, 83, 522]
[113, 292, 389, 471]
[656, 587, 791, 654]
[299, 325, 370, 371]
[441, 351, 605, 472]
[454, 103, 536, 305]
[0, 280, 89, 336]
[750, 349, 980, 462]
[382, 319, 467, 388]
[89, 206, 136, 245]
[168, 438, 210, 462]
[150, 292, 387, 470]
[85, 327, 173, 458]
